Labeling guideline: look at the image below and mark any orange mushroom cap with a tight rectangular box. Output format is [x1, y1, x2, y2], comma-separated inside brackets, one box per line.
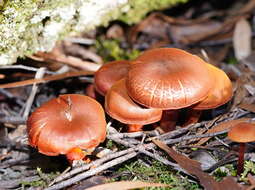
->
[105, 79, 162, 125]
[126, 48, 213, 110]
[27, 94, 106, 156]
[94, 60, 131, 96]
[228, 122, 255, 143]
[192, 64, 233, 110]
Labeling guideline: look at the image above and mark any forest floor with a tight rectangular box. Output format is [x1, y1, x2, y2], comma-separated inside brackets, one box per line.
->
[1, 0, 255, 189]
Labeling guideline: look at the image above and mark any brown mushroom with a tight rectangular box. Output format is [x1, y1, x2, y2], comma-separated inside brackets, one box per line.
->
[183, 63, 233, 126]
[126, 48, 213, 110]
[228, 122, 255, 175]
[193, 63, 233, 110]
[94, 60, 131, 96]
[105, 79, 162, 132]
[27, 94, 106, 163]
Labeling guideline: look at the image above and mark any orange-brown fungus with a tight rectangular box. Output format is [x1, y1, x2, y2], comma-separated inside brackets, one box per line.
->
[105, 79, 162, 126]
[228, 122, 255, 143]
[126, 48, 213, 110]
[193, 64, 233, 110]
[94, 60, 131, 96]
[27, 94, 106, 160]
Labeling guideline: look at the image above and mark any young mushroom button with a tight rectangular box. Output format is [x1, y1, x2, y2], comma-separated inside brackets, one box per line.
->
[27, 94, 106, 162]
[228, 122, 255, 175]
[126, 48, 213, 110]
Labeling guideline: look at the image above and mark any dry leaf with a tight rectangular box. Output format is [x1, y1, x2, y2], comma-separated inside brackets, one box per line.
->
[233, 18, 252, 60]
[169, 21, 222, 45]
[85, 181, 169, 190]
[238, 103, 255, 113]
[153, 140, 243, 190]
[196, 118, 251, 145]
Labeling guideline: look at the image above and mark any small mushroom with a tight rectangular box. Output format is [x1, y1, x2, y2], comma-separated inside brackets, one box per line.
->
[105, 79, 162, 132]
[27, 94, 106, 163]
[228, 122, 255, 175]
[126, 48, 213, 110]
[94, 60, 131, 96]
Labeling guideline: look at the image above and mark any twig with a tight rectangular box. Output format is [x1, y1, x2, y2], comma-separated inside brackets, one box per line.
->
[0, 89, 25, 107]
[107, 128, 179, 168]
[109, 129, 160, 139]
[0, 175, 40, 189]
[45, 152, 138, 190]
[51, 147, 138, 184]
[22, 67, 46, 119]
[0, 115, 26, 125]
[0, 70, 93, 88]
[48, 166, 71, 186]
[162, 130, 228, 144]
[0, 65, 54, 74]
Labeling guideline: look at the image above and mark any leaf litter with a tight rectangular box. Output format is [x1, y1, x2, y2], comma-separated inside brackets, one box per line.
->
[1, 0, 255, 189]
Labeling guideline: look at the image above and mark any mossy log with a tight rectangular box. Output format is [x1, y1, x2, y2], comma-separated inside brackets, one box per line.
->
[0, 0, 187, 65]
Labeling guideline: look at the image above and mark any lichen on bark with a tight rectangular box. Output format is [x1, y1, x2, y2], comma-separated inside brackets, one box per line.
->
[0, 0, 187, 65]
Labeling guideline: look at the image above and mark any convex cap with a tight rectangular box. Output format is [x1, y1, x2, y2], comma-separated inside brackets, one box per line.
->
[228, 122, 255, 143]
[126, 48, 213, 109]
[94, 60, 131, 96]
[105, 79, 162, 125]
[27, 94, 106, 156]
[193, 63, 232, 110]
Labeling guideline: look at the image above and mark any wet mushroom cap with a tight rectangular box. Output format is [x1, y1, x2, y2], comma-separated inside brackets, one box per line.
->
[126, 48, 213, 110]
[228, 122, 255, 143]
[27, 94, 106, 156]
[105, 78, 162, 125]
[192, 63, 233, 110]
[94, 60, 131, 96]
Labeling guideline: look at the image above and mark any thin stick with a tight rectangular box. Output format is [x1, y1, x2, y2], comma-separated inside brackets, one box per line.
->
[45, 152, 138, 190]
[0, 70, 94, 88]
[51, 147, 138, 184]
[0, 65, 54, 74]
[22, 67, 46, 119]
[162, 130, 228, 144]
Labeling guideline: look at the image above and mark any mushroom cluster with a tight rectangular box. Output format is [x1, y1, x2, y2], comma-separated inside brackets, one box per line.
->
[26, 47, 233, 163]
[94, 47, 233, 132]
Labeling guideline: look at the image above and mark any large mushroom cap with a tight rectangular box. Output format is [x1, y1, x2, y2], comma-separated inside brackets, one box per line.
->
[105, 79, 162, 125]
[126, 48, 213, 110]
[27, 94, 106, 156]
[228, 122, 255, 143]
[192, 64, 233, 110]
[94, 60, 131, 96]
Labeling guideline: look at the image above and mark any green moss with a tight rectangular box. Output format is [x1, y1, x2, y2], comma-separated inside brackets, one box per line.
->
[114, 159, 201, 190]
[0, 0, 187, 65]
[241, 161, 255, 179]
[95, 38, 140, 62]
[20, 167, 60, 188]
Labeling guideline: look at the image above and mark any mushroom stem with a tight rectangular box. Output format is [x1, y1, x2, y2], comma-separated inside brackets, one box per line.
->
[182, 109, 202, 127]
[66, 147, 86, 164]
[160, 110, 179, 132]
[237, 142, 246, 175]
[128, 124, 143, 132]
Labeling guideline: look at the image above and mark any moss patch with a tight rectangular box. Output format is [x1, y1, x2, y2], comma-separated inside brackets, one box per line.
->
[0, 0, 187, 65]
[114, 159, 201, 190]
